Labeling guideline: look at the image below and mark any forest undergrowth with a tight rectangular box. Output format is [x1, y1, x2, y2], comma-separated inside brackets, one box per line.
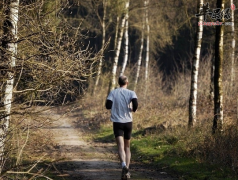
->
[2, 60, 238, 179]
[83, 60, 238, 179]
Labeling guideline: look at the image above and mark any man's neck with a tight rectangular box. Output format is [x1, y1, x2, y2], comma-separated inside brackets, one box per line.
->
[120, 85, 127, 88]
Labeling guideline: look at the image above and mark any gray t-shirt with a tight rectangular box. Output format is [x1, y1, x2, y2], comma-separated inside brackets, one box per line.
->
[107, 87, 137, 123]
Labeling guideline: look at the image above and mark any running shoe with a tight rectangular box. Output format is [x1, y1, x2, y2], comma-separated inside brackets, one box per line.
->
[121, 166, 129, 180]
[125, 171, 131, 179]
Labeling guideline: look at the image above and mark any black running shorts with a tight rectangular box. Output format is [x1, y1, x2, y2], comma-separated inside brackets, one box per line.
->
[113, 122, 132, 140]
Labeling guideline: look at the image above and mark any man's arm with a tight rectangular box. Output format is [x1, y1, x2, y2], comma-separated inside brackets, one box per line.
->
[131, 98, 138, 112]
[105, 100, 113, 109]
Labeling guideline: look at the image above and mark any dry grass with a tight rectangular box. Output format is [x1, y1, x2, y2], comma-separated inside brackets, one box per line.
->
[2, 106, 60, 179]
[84, 58, 238, 173]
[6, 57, 237, 176]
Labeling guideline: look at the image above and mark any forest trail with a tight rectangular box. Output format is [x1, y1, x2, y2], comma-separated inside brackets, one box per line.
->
[43, 106, 175, 180]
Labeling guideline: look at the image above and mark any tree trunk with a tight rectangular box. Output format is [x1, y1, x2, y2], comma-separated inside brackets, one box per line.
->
[114, 16, 120, 51]
[188, 0, 204, 128]
[145, 0, 150, 83]
[230, 0, 235, 86]
[134, 7, 145, 91]
[120, 0, 129, 76]
[94, 0, 107, 91]
[1, 0, 20, 172]
[210, 55, 215, 101]
[109, 14, 126, 92]
[213, 0, 224, 134]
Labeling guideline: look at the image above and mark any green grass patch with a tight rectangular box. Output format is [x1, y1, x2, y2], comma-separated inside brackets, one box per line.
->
[93, 126, 237, 180]
[94, 126, 115, 143]
[131, 130, 237, 180]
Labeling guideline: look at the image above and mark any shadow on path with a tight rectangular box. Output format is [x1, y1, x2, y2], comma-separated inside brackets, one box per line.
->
[40, 105, 176, 180]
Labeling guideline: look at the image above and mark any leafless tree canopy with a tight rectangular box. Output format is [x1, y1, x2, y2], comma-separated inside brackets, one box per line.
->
[1, 0, 101, 107]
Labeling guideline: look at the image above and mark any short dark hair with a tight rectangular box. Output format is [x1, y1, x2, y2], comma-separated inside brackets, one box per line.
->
[118, 75, 128, 86]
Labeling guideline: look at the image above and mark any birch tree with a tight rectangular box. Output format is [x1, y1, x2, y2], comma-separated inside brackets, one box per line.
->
[144, 0, 150, 84]
[120, 0, 129, 76]
[109, 1, 127, 92]
[230, 0, 235, 86]
[114, 16, 120, 50]
[134, 4, 145, 91]
[0, 0, 20, 172]
[213, 0, 224, 134]
[188, 0, 204, 128]
[94, 0, 108, 91]
[210, 55, 215, 100]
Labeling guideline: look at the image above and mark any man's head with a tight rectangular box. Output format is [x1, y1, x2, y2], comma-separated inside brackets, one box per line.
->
[118, 75, 128, 87]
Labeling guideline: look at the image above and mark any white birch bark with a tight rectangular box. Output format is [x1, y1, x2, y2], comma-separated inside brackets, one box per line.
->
[230, 0, 235, 86]
[94, 0, 107, 89]
[1, 0, 19, 171]
[134, 9, 145, 91]
[188, 0, 203, 128]
[109, 12, 126, 91]
[213, 0, 224, 133]
[145, 0, 150, 82]
[114, 16, 120, 50]
[210, 55, 215, 100]
[120, 0, 129, 76]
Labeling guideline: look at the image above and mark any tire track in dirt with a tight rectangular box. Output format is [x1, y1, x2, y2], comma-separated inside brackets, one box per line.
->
[44, 107, 176, 180]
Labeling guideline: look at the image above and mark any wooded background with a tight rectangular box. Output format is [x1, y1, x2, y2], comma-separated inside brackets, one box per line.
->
[0, 0, 237, 176]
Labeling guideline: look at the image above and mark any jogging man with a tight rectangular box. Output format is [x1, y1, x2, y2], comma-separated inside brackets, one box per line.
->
[106, 75, 138, 180]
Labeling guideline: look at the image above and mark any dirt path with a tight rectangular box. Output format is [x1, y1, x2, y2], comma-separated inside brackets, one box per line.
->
[43, 107, 176, 180]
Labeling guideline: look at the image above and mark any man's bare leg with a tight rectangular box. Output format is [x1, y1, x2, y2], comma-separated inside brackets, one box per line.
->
[124, 139, 131, 168]
[116, 136, 126, 165]
[116, 136, 131, 179]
